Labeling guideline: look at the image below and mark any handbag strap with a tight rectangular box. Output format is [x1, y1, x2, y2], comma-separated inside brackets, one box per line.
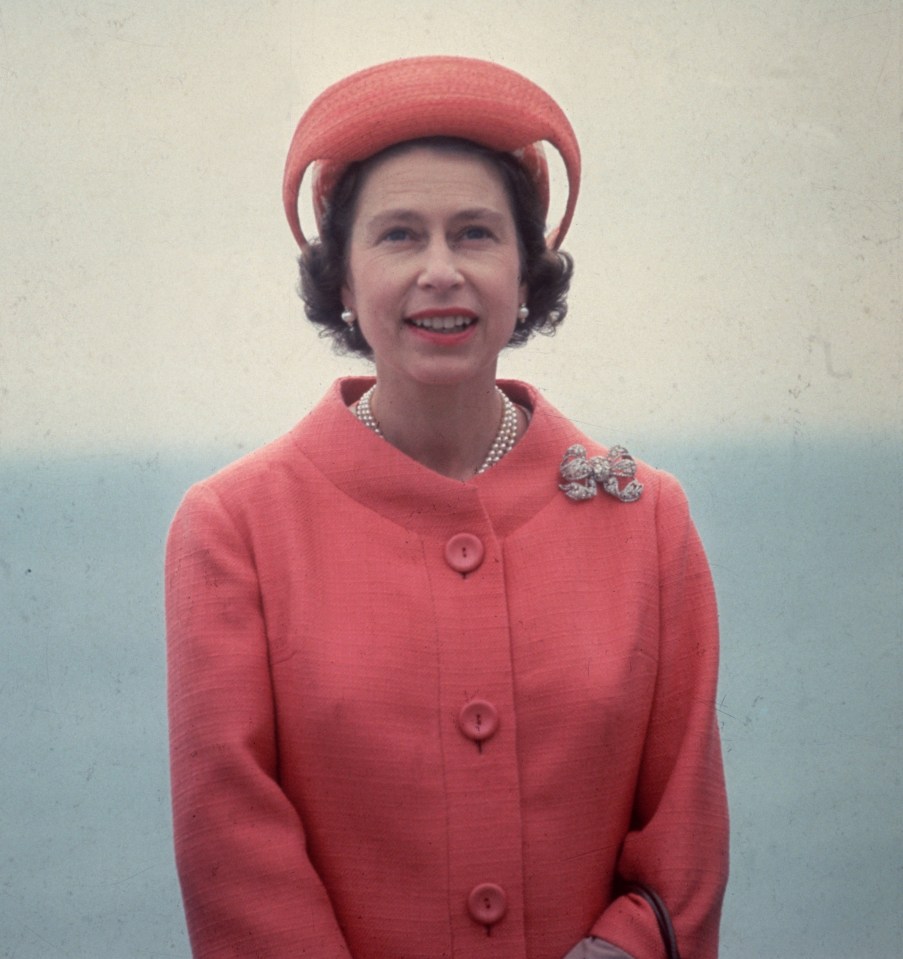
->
[619, 882, 681, 959]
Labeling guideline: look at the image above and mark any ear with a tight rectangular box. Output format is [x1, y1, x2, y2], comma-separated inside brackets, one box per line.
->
[518, 280, 528, 307]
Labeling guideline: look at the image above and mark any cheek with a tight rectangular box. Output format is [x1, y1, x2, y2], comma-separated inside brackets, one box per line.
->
[342, 265, 375, 315]
[340, 256, 355, 308]
[343, 253, 399, 312]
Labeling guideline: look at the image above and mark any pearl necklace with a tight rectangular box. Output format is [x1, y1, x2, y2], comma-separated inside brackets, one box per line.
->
[355, 384, 519, 475]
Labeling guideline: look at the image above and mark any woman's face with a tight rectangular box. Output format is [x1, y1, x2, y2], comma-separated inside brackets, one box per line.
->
[341, 146, 526, 392]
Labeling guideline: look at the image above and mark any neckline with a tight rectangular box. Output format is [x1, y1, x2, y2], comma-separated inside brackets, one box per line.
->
[291, 377, 583, 540]
[352, 383, 525, 478]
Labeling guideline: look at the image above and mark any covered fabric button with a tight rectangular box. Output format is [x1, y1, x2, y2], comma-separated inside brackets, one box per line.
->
[458, 699, 499, 743]
[444, 533, 484, 573]
[467, 883, 507, 926]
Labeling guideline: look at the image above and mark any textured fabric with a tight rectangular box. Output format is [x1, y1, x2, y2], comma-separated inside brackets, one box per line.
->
[282, 56, 580, 250]
[166, 377, 728, 959]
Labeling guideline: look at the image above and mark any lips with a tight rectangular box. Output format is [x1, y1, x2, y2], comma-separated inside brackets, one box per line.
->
[409, 314, 476, 331]
[406, 308, 478, 334]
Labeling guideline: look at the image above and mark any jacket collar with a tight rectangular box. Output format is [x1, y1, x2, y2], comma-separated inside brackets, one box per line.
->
[290, 377, 593, 539]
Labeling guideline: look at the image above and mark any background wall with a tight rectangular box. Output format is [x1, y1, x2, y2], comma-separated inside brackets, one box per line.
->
[1, 2, 899, 956]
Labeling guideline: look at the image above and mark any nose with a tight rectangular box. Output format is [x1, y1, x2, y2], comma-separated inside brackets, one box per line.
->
[416, 238, 463, 291]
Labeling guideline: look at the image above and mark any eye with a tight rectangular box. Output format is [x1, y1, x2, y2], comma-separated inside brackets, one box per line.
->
[381, 226, 414, 243]
[460, 225, 493, 242]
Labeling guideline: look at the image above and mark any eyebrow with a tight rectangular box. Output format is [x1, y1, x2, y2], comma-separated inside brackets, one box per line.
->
[450, 207, 507, 224]
[364, 209, 419, 230]
[362, 207, 508, 236]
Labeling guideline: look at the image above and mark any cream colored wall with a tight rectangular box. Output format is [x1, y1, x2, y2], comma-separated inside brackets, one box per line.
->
[1, 3, 900, 957]
[2, 0, 898, 455]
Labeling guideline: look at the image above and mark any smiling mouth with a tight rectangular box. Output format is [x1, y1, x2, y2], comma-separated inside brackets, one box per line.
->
[408, 315, 477, 331]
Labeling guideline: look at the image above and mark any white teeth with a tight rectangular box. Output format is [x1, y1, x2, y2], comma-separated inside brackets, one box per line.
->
[410, 315, 474, 330]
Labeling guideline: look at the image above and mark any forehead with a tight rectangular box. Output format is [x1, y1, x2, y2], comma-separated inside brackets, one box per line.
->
[352, 145, 514, 221]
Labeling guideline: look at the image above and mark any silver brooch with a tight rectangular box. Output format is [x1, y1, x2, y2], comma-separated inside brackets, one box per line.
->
[559, 444, 643, 503]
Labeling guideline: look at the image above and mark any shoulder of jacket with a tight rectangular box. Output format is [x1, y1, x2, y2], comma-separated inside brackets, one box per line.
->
[176, 426, 311, 517]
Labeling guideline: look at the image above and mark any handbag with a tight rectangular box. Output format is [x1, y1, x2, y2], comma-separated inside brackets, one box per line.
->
[619, 882, 681, 959]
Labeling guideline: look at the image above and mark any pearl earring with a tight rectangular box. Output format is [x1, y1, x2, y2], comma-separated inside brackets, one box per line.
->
[517, 304, 529, 324]
[341, 309, 356, 327]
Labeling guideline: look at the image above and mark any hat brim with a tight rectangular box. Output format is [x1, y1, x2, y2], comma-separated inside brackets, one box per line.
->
[283, 56, 580, 250]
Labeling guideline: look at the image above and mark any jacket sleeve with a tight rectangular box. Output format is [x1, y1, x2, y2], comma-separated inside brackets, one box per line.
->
[165, 482, 352, 958]
[589, 473, 729, 959]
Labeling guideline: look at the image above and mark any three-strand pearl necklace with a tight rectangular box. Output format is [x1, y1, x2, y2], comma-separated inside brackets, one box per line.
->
[355, 384, 519, 475]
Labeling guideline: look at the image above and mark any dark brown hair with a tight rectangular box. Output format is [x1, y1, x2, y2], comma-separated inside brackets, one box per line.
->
[298, 137, 574, 356]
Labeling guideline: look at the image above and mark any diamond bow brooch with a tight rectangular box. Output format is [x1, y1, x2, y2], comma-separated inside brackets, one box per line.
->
[559, 444, 644, 503]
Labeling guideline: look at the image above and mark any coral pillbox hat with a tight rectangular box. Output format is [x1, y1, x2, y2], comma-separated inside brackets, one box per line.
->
[283, 56, 580, 251]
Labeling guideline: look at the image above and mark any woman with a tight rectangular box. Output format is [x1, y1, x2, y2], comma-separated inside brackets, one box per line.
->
[166, 57, 728, 959]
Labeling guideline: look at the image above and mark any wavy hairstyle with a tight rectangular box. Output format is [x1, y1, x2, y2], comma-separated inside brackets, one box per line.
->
[298, 137, 574, 356]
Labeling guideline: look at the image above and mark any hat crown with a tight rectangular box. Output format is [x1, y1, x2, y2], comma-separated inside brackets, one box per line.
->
[283, 56, 580, 250]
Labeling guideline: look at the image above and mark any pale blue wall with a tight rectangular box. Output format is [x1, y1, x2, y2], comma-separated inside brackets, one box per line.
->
[2, 434, 900, 957]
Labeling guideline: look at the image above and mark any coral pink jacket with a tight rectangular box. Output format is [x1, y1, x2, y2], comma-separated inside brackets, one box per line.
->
[166, 378, 728, 959]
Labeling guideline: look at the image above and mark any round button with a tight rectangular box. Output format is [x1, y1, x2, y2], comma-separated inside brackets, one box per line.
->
[458, 699, 499, 743]
[444, 533, 484, 573]
[467, 883, 507, 926]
